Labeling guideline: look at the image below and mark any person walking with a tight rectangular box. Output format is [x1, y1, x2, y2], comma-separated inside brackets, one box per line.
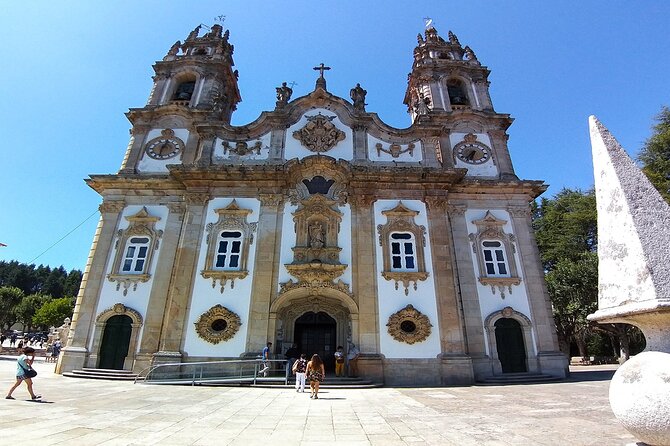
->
[306, 353, 325, 399]
[50, 340, 62, 363]
[6, 347, 41, 401]
[347, 342, 360, 377]
[292, 353, 308, 393]
[260, 342, 272, 377]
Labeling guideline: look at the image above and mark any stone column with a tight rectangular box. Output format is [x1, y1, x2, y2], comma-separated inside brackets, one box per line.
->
[507, 204, 566, 376]
[153, 192, 209, 364]
[447, 203, 488, 377]
[421, 137, 441, 168]
[245, 194, 285, 354]
[57, 200, 125, 373]
[349, 194, 384, 381]
[426, 197, 474, 384]
[119, 125, 150, 173]
[134, 202, 185, 371]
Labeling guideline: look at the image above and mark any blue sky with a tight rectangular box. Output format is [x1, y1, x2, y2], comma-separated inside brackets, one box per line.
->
[1, 1, 669, 271]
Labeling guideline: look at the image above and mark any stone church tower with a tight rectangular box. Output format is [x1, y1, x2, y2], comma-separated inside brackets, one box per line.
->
[58, 24, 567, 385]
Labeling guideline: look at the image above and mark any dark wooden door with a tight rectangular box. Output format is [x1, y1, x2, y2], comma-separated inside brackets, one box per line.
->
[98, 315, 132, 370]
[294, 312, 336, 371]
[495, 318, 527, 373]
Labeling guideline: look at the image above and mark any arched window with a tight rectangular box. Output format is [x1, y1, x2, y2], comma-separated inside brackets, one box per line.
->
[172, 80, 195, 101]
[214, 231, 243, 269]
[390, 232, 417, 271]
[447, 79, 469, 106]
[121, 237, 151, 274]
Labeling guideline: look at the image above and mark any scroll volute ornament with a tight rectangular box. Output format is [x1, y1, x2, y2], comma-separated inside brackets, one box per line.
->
[387, 304, 432, 344]
[292, 113, 346, 153]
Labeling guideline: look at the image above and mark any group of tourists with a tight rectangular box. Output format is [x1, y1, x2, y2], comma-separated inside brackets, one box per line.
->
[261, 341, 360, 399]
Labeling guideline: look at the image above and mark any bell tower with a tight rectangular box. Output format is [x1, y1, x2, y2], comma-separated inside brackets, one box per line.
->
[404, 25, 516, 179]
[146, 24, 241, 123]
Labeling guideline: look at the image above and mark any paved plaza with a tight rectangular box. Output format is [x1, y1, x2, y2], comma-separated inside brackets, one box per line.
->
[0, 358, 634, 445]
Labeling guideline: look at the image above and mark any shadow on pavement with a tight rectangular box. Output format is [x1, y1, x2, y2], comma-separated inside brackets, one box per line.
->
[567, 368, 616, 382]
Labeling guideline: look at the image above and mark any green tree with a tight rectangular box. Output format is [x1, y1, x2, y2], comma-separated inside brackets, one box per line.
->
[545, 252, 599, 357]
[32, 297, 74, 329]
[638, 106, 670, 203]
[14, 294, 50, 331]
[0, 286, 25, 330]
[532, 188, 597, 271]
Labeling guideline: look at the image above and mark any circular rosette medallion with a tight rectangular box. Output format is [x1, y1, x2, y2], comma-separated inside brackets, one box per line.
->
[194, 304, 242, 344]
[386, 304, 432, 344]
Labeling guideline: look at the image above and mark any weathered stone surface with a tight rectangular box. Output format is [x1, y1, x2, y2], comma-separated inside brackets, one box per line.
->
[588, 116, 670, 317]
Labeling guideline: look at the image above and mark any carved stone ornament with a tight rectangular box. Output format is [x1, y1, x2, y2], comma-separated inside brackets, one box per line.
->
[107, 207, 163, 296]
[292, 113, 346, 153]
[201, 200, 257, 293]
[386, 304, 432, 344]
[222, 140, 263, 156]
[468, 211, 521, 299]
[194, 304, 242, 344]
[376, 142, 415, 158]
[377, 202, 429, 295]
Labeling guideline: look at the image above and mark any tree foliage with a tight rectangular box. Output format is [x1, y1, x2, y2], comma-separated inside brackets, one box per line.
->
[0, 286, 25, 330]
[532, 188, 597, 272]
[0, 260, 82, 297]
[14, 294, 50, 330]
[638, 106, 670, 203]
[32, 297, 75, 329]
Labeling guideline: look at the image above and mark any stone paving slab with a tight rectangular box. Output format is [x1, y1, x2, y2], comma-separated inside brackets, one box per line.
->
[0, 359, 635, 445]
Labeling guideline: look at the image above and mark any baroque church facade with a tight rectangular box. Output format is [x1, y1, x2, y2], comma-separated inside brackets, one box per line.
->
[58, 24, 567, 385]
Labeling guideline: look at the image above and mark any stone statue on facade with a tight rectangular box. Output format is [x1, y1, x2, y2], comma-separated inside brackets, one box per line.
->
[350, 83, 367, 112]
[415, 95, 431, 116]
[275, 82, 293, 108]
[309, 222, 325, 249]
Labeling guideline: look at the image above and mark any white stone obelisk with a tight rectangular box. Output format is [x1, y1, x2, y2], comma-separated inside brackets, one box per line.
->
[588, 115, 670, 446]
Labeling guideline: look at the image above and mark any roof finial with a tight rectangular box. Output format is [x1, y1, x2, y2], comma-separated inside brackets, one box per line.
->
[313, 63, 331, 90]
[423, 17, 434, 29]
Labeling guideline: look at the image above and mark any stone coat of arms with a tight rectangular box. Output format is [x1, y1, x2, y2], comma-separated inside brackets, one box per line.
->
[292, 113, 345, 153]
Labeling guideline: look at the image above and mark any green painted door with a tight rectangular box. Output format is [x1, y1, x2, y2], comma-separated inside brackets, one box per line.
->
[495, 318, 527, 373]
[98, 315, 132, 370]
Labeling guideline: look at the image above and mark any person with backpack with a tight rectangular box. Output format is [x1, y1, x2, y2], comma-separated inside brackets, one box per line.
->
[292, 353, 308, 393]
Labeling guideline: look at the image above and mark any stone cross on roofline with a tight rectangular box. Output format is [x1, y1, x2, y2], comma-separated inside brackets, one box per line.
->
[313, 63, 331, 90]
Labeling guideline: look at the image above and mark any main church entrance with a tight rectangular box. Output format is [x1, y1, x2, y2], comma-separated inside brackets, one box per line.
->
[294, 311, 337, 371]
[98, 314, 132, 370]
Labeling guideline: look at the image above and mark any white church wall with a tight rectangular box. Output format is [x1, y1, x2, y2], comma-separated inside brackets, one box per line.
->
[464, 208, 538, 356]
[183, 197, 261, 357]
[450, 132, 499, 177]
[284, 108, 353, 161]
[367, 135, 422, 163]
[137, 128, 189, 173]
[92, 204, 170, 352]
[373, 200, 441, 358]
[213, 131, 272, 161]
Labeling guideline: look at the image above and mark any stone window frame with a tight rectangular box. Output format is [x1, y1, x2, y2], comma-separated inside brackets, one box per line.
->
[468, 211, 521, 298]
[386, 304, 432, 344]
[194, 304, 242, 344]
[107, 207, 163, 296]
[378, 202, 429, 295]
[201, 200, 257, 293]
[163, 70, 201, 106]
[445, 76, 472, 109]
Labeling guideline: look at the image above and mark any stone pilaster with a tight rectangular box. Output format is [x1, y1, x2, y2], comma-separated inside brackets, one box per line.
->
[352, 124, 368, 161]
[270, 128, 286, 159]
[350, 194, 379, 353]
[489, 129, 516, 180]
[154, 192, 209, 362]
[135, 202, 185, 371]
[194, 131, 216, 166]
[447, 204, 487, 365]
[246, 194, 285, 352]
[119, 125, 150, 173]
[421, 137, 441, 168]
[507, 204, 562, 354]
[57, 200, 125, 373]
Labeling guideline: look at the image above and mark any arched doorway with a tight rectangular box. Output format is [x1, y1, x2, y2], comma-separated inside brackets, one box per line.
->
[98, 314, 132, 370]
[494, 318, 527, 373]
[294, 312, 337, 371]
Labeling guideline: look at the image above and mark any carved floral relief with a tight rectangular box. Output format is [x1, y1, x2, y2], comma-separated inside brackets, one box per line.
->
[292, 113, 345, 153]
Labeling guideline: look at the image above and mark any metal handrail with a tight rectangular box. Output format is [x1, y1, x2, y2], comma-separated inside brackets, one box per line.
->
[134, 358, 290, 386]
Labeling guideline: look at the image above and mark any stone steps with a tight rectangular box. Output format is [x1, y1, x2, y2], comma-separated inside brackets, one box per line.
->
[63, 368, 141, 381]
[476, 372, 563, 386]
